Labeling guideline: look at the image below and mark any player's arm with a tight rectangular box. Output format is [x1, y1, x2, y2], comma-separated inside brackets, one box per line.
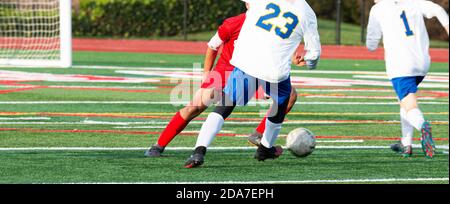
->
[366, 7, 382, 52]
[292, 45, 306, 67]
[203, 32, 222, 81]
[419, 0, 450, 36]
[301, 7, 322, 70]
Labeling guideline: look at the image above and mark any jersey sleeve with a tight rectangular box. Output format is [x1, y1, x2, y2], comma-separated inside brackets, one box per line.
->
[366, 7, 382, 52]
[419, 0, 450, 27]
[217, 20, 232, 43]
[302, 5, 321, 69]
[207, 32, 224, 51]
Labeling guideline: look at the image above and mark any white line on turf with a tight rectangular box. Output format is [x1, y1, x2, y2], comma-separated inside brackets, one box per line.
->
[317, 140, 365, 143]
[0, 85, 157, 89]
[113, 126, 167, 129]
[0, 101, 448, 105]
[1, 120, 448, 125]
[0, 145, 447, 151]
[0, 117, 51, 121]
[353, 75, 449, 83]
[71, 65, 450, 76]
[3, 86, 446, 94]
[60, 178, 449, 184]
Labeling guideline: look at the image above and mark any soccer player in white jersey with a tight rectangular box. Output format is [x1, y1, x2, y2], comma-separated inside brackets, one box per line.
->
[184, 0, 321, 168]
[366, 0, 449, 158]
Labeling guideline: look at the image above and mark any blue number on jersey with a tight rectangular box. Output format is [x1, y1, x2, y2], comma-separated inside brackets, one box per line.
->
[256, 3, 299, 39]
[275, 12, 299, 39]
[256, 3, 281, 32]
[400, 11, 414, 36]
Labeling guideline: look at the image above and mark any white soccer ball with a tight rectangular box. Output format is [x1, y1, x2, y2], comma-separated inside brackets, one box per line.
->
[286, 128, 316, 157]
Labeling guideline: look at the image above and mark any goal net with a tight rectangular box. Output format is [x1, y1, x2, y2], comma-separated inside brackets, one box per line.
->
[0, 0, 72, 68]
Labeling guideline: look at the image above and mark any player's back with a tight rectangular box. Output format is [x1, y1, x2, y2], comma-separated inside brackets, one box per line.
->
[231, 0, 318, 83]
[369, 0, 432, 78]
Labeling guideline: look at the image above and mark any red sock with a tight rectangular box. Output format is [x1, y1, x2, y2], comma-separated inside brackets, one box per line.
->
[255, 108, 293, 134]
[157, 112, 189, 147]
[255, 117, 267, 134]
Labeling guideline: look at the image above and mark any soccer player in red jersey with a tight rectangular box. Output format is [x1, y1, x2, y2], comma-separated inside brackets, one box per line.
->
[145, 3, 301, 157]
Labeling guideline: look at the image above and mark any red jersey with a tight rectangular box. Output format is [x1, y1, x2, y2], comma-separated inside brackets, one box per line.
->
[215, 13, 246, 72]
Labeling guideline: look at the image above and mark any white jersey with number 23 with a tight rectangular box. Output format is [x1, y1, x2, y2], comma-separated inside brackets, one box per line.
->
[231, 0, 321, 83]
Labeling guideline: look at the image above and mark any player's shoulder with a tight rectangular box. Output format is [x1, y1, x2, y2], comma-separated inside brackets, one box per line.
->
[370, 0, 387, 14]
[222, 13, 246, 26]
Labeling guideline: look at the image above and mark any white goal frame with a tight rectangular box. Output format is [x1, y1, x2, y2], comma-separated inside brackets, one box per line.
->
[0, 0, 72, 68]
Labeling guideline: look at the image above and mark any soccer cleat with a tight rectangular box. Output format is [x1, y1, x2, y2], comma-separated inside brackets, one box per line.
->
[248, 131, 263, 146]
[144, 145, 165, 157]
[390, 143, 412, 158]
[184, 146, 207, 168]
[421, 122, 436, 159]
[254, 145, 283, 161]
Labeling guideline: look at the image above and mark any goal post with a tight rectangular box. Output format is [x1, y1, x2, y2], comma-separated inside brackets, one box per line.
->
[0, 0, 72, 68]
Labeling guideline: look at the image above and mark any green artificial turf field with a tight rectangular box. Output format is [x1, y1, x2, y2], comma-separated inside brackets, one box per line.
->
[0, 52, 448, 184]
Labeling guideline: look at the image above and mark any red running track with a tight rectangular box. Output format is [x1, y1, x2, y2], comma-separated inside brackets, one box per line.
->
[73, 38, 449, 62]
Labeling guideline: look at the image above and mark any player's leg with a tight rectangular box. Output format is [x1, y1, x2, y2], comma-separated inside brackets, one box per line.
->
[145, 87, 219, 157]
[249, 88, 298, 146]
[391, 108, 414, 157]
[184, 95, 236, 168]
[391, 76, 435, 158]
[254, 78, 291, 161]
[185, 68, 256, 168]
[401, 93, 435, 158]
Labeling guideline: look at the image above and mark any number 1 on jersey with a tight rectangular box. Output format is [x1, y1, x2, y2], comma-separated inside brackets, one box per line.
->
[400, 11, 414, 36]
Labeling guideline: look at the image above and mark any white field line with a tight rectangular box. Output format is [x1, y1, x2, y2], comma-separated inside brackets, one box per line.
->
[182, 130, 235, 134]
[316, 140, 364, 143]
[0, 145, 447, 151]
[71, 65, 450, 76]
[1, 120, 448, 125]
[301, 89, 449, 93]
[49, 85, 157, 90]
[0, 117, 51, 121]
[62, 178, 449, 184]
[0, 85, 157, 89]
[0, 101, 448, 105]
[113, 126, 167, 129]
[305, 96, 438, 100]
[354, 75, 449, 83]
[3, 85, 445, 94]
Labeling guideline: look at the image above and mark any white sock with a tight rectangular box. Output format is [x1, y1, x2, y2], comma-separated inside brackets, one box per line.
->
[406, 108, 425, 131]
[195, 112, 224, 148]
[400, 108, 414, 146]
[260, 120, 282, 148]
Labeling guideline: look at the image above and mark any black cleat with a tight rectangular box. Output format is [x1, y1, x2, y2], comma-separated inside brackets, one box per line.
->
[254, 145, 283, 161]
[144, 145, 165, 157]
[248, 131, 263, 146]
[390, 143, 412, 158]
[184, 146, 207, 168]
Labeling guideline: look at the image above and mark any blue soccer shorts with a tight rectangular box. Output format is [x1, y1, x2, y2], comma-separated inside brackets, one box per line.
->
[223, 68, 292, 106]
[391, 76, 425, 101]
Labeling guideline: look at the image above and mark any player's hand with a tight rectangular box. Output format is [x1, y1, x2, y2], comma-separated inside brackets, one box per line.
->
[202, 71, 211, 84]
[292, 53, 307, 67]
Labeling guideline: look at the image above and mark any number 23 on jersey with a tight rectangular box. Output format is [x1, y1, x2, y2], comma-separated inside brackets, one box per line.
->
[256, 3, 299, 39]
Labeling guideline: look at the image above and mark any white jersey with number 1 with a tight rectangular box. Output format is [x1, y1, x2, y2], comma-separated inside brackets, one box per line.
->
[366, 0, 449, 79]
[231, 0, 321, 83]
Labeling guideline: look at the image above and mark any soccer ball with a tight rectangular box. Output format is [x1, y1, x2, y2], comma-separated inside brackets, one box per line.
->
[286, 128, 316, 157]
